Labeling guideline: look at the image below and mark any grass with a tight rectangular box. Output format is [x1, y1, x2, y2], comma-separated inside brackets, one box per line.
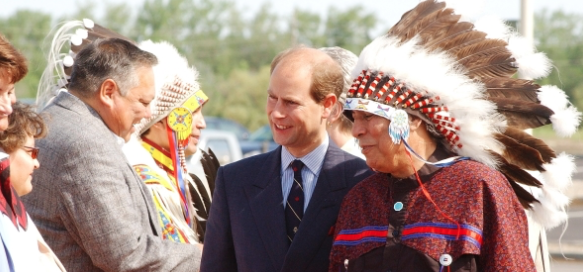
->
[533, 125, 583, 140]
[533, 126, 583, 155]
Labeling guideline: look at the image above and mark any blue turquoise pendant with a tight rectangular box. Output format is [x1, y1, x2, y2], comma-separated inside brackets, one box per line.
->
[394, 202, 404, 211]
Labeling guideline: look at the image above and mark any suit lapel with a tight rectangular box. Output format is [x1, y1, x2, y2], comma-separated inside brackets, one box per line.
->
[244, 147, 288, 271]
[283, 143, 348, 270]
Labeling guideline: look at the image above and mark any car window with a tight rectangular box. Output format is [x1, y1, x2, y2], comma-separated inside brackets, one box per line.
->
[206, 139, 232, 165]
[249, 125, 273, 141]
[205, 117, 250, 140]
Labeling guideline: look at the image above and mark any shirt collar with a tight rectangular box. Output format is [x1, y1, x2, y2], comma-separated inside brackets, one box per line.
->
[281, 136, 329, 175]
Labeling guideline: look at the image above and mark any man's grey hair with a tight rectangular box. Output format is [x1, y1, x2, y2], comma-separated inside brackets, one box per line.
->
[68, 38, 158, 98]
[318, 47, 358, 104]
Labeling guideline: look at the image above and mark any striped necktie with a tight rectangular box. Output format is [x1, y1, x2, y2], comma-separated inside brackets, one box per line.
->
[285, 159, 304, 244]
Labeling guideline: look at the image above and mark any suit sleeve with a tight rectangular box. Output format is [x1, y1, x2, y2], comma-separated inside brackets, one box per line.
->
[57, 150, 201, 272]
[200, 166, 238, 271]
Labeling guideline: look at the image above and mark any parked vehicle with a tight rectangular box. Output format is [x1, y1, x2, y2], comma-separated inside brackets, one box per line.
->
[188, 129, 243, 168]
[239, 125, 279, 157]
[205, 116, 250, 141]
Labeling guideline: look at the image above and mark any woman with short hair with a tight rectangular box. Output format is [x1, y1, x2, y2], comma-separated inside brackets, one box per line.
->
[0, 33, 66, 271]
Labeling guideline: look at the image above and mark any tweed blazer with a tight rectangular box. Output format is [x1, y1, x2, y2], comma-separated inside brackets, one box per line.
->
[22, 92, 200, 272]
[201, 142, 373, 272]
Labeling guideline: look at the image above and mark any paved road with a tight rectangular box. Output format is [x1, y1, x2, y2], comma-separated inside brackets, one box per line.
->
[550, 259, 583, 271]
[574, 155, 583, 180]
[547, 155, 583, 270]
[547, 204, 583, 258]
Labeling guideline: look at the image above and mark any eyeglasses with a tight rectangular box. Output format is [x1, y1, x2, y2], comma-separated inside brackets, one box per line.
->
[21, 146, 39, 159]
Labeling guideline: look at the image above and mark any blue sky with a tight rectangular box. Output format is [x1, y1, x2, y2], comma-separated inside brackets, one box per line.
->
[2, 0, 582, 36]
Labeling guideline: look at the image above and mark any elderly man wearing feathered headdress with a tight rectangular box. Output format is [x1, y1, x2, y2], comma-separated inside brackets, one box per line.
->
[329, 1, 581, 271]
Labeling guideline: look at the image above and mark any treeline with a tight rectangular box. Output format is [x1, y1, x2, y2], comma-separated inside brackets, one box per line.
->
[1, 0, 582, 130]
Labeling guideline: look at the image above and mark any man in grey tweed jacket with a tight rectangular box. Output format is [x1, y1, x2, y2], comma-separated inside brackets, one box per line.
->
[22, 38, 202, 271]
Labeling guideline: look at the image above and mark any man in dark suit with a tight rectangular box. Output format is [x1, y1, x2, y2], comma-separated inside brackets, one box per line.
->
[201, 46, 373, 272]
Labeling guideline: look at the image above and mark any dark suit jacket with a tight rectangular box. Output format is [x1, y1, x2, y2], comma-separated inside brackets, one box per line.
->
[201, 142, 373, 272]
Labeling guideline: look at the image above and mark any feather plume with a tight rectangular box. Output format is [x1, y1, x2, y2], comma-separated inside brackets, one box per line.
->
[441, 31, 487, 53]
[538, 85, 582, 136]
[463, 50, 516, 80]
[473, 15, 511, 40]
[489, 151, 542, 187]
[542, 153, 575, 191]
[494, 132, 545, 171]
[531, 200, 568, 229]
[507, 36, 552, 79]
[484, 78, 540, 102]
[455, 39, 508, 63]
[424, 21, 474, 51]
[90, 23, 132, 42]
[503, 127, 556, 163]
[414, 9, 461, 46]
[550, 107, 582, 137]
[488, 97, 553, 129]
[508, 179, 539, 208]
[388, 0, 446, 42]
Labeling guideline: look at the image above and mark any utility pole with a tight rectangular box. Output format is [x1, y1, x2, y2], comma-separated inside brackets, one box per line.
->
[519, 0, 533, 79]
[521, 2, 552, 271]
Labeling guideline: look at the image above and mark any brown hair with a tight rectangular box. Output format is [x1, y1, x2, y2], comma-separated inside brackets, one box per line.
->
[0, 34, 28, 83]
[270, 46, 343, 103]
[0, 102, 47, 153]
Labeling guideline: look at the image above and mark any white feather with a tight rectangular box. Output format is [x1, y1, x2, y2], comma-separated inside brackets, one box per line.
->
[538, 85, 582, 137]
[531, 199, 568, 229]
[36, 20, 86, 111]
[473, 15, 511, 40]
[542, 153, 576, 191]
[507, 36, 552, 79]
[517, 52, 552, 79]
[135, 40, 201, 135]
[538, 85, 569, 111]
[442, 0, 485, 21]
[550, 106, 582, 137]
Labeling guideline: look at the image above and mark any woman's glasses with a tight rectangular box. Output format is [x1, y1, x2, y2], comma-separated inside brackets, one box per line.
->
[21, 146, 39, 159]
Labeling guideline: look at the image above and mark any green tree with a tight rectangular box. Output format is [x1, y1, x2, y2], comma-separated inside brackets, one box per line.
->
[205, 66, 271, 131]
[291, 9, 324, 46]
[1, 10, 53, 99]
[535, 9, 583, 109]
[290, 5, 377, 55]
[323, 6, 377, 54]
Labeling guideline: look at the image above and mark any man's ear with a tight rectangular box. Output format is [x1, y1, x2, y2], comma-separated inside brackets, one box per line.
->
[98, 79, 118, 107]
[408, 115, 424, 132]
[321, 93, 337, 119]
[327, 102, 343, 123]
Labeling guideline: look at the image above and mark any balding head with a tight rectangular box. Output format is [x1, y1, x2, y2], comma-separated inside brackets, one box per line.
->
[270, 46, 343, 103]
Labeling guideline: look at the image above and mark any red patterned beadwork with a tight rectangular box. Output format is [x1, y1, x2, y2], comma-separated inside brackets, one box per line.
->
[384, 83, 403, 104]
[420, 106, 448, 114]
[357, 71, 372, 97]
[366, 73, 383, 99]
[348, 71, 365, 97]
[375, 77, 395, 100]
[404, 93, 424, 107]
[396, 89, 413, 104]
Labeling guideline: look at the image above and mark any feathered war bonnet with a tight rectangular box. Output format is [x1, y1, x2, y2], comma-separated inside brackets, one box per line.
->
[344, 0, 581, 229]
[131, 41, 208, 228]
